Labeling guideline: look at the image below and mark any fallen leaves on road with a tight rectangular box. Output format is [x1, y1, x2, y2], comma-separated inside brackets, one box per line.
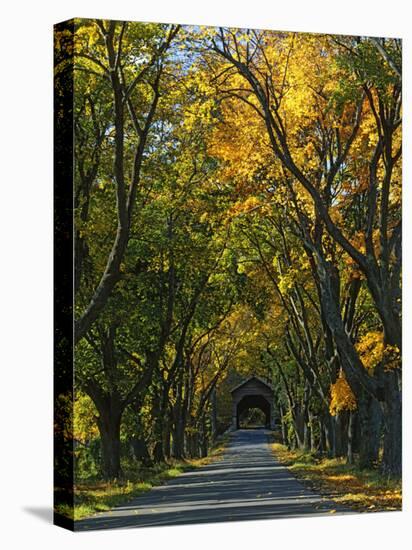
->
[271, 443, 401, 513]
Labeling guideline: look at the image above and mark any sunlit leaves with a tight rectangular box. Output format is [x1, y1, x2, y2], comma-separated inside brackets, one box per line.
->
[74, 392, 99, 443]
[330, 372, 357, 415]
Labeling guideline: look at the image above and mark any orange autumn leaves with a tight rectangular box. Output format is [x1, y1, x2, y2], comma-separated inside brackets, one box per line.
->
[329, 330, 401, 416]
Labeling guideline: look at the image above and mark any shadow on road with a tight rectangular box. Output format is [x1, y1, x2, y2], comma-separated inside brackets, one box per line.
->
[76, 429, 352, 531]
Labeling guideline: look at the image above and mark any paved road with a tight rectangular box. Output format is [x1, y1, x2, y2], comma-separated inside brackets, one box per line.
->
[76, 430, 350, 531]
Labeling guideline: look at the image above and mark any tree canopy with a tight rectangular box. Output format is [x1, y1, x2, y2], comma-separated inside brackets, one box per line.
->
[55, 20, 402, 482]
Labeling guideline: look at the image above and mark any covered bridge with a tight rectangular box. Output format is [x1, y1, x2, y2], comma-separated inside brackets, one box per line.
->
[230, 376, 276, 430]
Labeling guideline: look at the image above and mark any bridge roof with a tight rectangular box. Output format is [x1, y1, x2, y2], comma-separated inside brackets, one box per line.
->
[230, 375, 274, 394]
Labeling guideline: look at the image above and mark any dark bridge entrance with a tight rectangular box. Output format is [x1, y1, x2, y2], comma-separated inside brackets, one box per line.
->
[231, 376, 275, 430]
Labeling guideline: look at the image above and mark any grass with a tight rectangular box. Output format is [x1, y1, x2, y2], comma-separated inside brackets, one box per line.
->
[271, 441, 402, 513]
[55, 434, 230, 521]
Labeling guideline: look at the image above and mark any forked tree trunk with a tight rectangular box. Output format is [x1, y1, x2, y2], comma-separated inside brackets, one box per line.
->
[313, 254, 400, 473]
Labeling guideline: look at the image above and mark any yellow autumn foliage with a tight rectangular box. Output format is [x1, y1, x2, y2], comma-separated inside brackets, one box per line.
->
[356, 331, 385, 371]
[329, 372, 357, 415]
[355, 331, 401, 372]
[74, 393, 99, 443]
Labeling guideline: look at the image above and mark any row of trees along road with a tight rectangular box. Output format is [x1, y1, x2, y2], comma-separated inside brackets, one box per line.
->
[55, 21, 401, 480]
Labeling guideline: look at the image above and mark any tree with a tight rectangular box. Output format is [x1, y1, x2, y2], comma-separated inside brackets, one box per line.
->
[202, 29, 401, 475]
[74, 19, 180, 343]
[69, 22, 402, 484]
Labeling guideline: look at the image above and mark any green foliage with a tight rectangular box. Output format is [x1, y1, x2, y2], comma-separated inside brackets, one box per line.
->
[65, 20, 402, 513]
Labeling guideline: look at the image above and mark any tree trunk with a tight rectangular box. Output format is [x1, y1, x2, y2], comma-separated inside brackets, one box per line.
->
[279, 404, 288, 446]
[334, 413, 344, 457]
[302, 384, 311, 451]
[293, 406, 305, 449]
[152, 392, 165, 463]
[323, 414, 336, 456]
[303, 419, 310, 451]
[312, 253, 386, 468]
[163, 413, 171, 459]
[210, 388, 217, 441]
[200, 414, 208, 458]
[347, 411, 355, 464]
[172, 418, 186, 459]
[358, 392, 382, 469]
[381, 370, 402, 477]
[319, 419, 326, 453]
[186, 430, 196, 458]
[131, 436, 151, 466]
[97, 409, 122, 480]
[308, 410, 316, 452]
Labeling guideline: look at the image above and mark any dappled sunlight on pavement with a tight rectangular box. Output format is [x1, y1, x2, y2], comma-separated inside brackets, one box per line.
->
[76, 430, 353, 531]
